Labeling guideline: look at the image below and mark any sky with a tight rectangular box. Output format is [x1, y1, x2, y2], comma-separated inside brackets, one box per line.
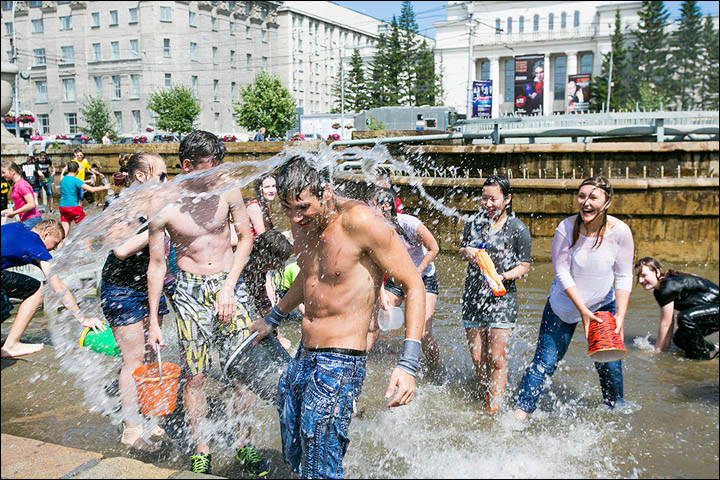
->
[333, 1, 720, 39]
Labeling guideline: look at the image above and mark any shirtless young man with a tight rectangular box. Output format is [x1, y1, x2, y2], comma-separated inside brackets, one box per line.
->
[146, 130, 267, 476]
[249, 155, 426, 479]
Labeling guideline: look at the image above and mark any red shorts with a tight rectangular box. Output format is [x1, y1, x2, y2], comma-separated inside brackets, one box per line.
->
[59, 205, 86, 224]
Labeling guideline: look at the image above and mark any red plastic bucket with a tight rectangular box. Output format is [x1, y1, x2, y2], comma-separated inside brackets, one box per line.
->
[132, 362, 181, 417]
[587, 311, 627, 362]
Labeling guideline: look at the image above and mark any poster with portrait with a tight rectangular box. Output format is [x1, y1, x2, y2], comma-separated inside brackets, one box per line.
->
[567, 74, 591, 113]
[514, 54, 544, 116]
[472, 80, 492, 118]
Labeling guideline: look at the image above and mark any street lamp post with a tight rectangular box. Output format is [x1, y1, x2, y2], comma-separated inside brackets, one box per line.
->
[466, 3, 475, 119]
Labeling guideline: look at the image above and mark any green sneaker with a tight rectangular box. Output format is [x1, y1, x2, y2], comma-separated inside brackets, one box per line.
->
[236, 444, 270, 477]
[190, 453, 212, 474]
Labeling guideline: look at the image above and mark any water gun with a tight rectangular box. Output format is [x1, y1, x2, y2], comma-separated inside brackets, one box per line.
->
[473, 243, 507, 297]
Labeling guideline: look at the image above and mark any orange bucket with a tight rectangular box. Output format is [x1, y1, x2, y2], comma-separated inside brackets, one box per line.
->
[132, 362, 181, 417]
[587, 311, 627, 363]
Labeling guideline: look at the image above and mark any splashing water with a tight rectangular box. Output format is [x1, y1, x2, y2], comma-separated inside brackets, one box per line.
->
[35, 145, 717, 477]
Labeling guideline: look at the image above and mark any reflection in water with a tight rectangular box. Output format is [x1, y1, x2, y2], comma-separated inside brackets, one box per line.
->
[36, 146, 718, 478]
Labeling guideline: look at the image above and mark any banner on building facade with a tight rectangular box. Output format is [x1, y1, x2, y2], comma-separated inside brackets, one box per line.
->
[567, 74, 591, 113]
[514, 54, 544, 116]
[472, 80, 492, 118]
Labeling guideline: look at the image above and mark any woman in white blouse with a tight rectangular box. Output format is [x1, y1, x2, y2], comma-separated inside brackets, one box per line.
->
[513, 176, 634, 420]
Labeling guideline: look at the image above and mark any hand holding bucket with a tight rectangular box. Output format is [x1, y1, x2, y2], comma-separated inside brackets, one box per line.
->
[587, 311, 627, 363]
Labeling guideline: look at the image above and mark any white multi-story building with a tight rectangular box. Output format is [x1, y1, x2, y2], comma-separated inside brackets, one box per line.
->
[1, 0, 281, 136]
[435, 1, 648, 118]
[274, 1, 434, 114]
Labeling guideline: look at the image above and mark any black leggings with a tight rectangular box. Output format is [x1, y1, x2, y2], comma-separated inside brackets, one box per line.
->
[672, 303, 719, 359]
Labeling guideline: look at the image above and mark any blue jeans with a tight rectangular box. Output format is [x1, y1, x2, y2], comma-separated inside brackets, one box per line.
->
[515, 300, 624, 413]
[277, 346, 366, 479]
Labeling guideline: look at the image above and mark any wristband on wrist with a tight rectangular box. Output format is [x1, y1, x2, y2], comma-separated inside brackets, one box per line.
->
[264, 305, 288, 328]
[396, 339, 421, 376]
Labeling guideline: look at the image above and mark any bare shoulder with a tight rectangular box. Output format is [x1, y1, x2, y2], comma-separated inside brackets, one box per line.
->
[606, 215, 628, 231]
[222, 188, 245, 205]
[340, 198, 381, 232]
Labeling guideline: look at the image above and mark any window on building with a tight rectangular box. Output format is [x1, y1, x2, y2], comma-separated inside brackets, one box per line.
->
[231, 81, 237, 101]
[507, 17, 512, 33]
[163, 38, 170, 57]
[262, 56, 267, 70]
[2, 0, 13, 10]
[33, 48, 46, 66]
[129, 7, 138, 23]
[35, 80, 47, 103]
[112, 75, 121, 98]
[110, 10, 118, 26]
[31, 18, 43, 33]
[574, 11, 580, 28]
[38, 114, 49, 134]
[160, 7, 172, 22]
[554, 56, 566, 98]
[298, 38, 303, 51]
[261, 6, 267, 21]
[580, 53, 593, 74]
[519, 16, 524, 33]
[549, 13, 554, 30]
[91, 12, 100, 28]
[114, 111, 122, 132]
[5, 21, 12, 34]
[130, 74, 140, 98]
[495, 18, 500, 34]
[211, 16, 217, 31]
[230, 21, 235, 35]
[245, 2, 251, 15]
[191, 75, 198, 98]
[164, 73, 171, 89]
[29, 1, 42, 7]
[504, 59, 514, 102]
[561, 12, 567, 29]
[59, 15, 72, 31]
[298, 59, 303, 72]
[214, 112, 220, 132]
[261, 29, 266, 42]
[213, 79, 218, 100]
[132, 110, 141, 131]
[212, 46, 217, 64]
[94, 76, 102, 97]
[65, 113, 78, 134]
[111, 41, 120, 60]
[246, 53, 251, 70]
[480, 60, 490, 81]
[130, 39, 139, 58]
[246, 25, 251, 39]
[230, 49, 235, 65]
[93, 43, 101, 61]
[188, 11, 196, 27]
[533, 14, 539, 31]
[61, 45, 74, 63]
[63, 78, 75, 101]
[190, 42, 197, 61]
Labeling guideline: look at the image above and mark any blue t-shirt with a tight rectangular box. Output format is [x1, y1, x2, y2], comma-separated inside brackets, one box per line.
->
[1, 223, 52, 270]
[59, 175, 85, 207]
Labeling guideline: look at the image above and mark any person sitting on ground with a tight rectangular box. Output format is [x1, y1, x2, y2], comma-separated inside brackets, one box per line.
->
[58, 161, 111, 237]
[1, 160, 42, 229]
[102, 131, 113, 145]
[99, 152, 171, 452]
[246, 173, 276, 238]
[36, 152, 56, 213]
[146, 130, 268, 476]
[1, 219, 105, 357]
[635, 257, 719, 360]
[253, 127, 266, 142]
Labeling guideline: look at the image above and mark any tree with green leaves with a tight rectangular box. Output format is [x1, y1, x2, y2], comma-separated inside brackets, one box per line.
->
[589, 10, 632, 112]
[368, 33, 391, 108]
[79, 96, 117, 142]
[698, 15, 719, 110]
[398, 0, 419, 105]
[345, 49, 371, 112]
[147, 84, 200, 134]
[631, 1, 670, 90]
[382, 16, 404, 106]
[414, 40, 443, 106]
[670, 0, 704, 110]
[234, 71, 296, 138]
[330, 57, 345, 113]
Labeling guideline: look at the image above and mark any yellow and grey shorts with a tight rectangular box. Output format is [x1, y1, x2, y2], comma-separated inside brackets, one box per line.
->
[173, 270, 252, 376]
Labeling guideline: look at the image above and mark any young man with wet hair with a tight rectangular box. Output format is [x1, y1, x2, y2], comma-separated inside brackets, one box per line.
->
[1, 219, 105, 357]
[249, 154, 426, 479]
[146, 130, 268, 475]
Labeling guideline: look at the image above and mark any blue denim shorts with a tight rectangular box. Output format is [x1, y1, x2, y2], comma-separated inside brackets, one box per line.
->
[277, 345, 367, 479]
[384, 272, 439, 297]
[100, 282, 169, 327]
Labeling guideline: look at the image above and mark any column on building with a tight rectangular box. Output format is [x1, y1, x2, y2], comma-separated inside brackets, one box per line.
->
[543, 52, 552, 116]
[490, 56, 500, 118]
[567, 51, 578, 77]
